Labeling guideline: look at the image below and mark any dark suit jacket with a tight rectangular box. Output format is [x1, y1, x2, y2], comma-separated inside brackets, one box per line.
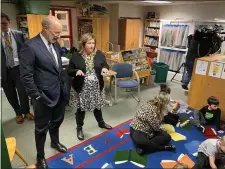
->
[67, 50, 109, 93]
[1, 30, 25, 82]
[19, 35, 68, 107]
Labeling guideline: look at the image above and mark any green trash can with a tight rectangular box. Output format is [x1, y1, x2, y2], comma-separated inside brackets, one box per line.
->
[151, 62, 169, 83]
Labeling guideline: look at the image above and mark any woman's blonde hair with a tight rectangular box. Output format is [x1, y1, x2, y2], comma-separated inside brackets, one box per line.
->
[79, 33, 96, 54]
[149, 92, 170, 120]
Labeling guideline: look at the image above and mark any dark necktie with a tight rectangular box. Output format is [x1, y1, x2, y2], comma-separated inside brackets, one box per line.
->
[4, 32, 14, 68]
[48, 42, 58, 68]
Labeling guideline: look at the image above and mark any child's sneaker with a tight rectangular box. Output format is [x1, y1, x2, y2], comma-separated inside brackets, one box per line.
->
[197, 125, 205, 133]
[165, 145, 176, 152]
[136, 148, 144, 155]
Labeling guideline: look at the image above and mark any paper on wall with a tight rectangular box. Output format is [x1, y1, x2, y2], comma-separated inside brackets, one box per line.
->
[221, 64, 225, 79]
[195, 60, 208, 75]
[208, 62, 223, 78]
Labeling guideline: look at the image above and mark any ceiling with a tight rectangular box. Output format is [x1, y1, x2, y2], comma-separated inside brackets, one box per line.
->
[87, 0, 225, 6]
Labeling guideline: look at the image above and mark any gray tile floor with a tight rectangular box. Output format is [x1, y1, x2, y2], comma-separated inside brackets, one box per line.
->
[2, 72, 188, 168]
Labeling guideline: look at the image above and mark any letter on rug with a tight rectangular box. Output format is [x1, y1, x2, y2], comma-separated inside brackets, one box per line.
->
[84, 144, 97, 155]
[61, 154, 74, 165]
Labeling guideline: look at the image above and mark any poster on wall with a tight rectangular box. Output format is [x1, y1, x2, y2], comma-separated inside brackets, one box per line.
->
[220, 64, 225, 79]
[195, 60, 208, 75]
[208, 62, 223, 78]
[62, 25, 68, 31]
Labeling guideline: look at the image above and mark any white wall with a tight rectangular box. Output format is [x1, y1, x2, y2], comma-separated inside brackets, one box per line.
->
[2, 3, 19, 29]
[145, 2, 225, 20]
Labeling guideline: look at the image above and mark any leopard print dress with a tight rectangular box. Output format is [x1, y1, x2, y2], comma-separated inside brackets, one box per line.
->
[74, 56, 105, 112]
[130, 100, 164, 138]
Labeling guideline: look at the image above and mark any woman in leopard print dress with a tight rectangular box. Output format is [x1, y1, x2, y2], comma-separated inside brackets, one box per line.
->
[130, 92, 176, 155]
[67, 33, 112, 140]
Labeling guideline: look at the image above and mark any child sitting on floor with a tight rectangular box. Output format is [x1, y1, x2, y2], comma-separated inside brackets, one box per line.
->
[191, 96, 224, 134]
[160, 84, 190, 127]
[192, 136, 225, 169]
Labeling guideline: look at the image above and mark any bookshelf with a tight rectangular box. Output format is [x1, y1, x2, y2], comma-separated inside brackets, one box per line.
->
[143, 19, 160, 55]
[105, 48, 150, 85]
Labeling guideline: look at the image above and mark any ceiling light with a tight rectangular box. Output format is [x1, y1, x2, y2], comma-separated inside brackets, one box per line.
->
[142, 1, 172, 4]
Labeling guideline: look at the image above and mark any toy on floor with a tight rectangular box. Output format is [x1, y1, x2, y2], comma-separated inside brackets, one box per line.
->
[160, 154, 195, 169]
[161, 124, 186, 141]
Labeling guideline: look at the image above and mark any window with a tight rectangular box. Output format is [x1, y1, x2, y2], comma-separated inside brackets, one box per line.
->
[50, 8, 73, 49]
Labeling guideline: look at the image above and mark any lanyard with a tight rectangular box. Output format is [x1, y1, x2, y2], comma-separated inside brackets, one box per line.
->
[2, 32, 12, 48]
[83, 51, 96, 71]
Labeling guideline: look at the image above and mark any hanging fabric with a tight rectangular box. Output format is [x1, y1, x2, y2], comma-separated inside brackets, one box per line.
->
[161, 24, 189, 49]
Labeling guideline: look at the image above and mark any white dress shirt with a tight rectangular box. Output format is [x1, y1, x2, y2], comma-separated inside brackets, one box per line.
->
[40, 33, 58, 66]
[1, 28, 19, 67]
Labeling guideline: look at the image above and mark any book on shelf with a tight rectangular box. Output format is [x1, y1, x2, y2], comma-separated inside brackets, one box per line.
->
[114, 149, 148, 168]
[160, 154, 195, 169]
[161, 124, 186, 141]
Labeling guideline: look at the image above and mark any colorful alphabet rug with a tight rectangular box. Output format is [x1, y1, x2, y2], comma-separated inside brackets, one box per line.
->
[47, 114, 223, 168]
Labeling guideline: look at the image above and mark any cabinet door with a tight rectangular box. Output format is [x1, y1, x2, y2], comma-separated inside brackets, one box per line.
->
[27, 14, 47, 38]
[125, 19, 134, 50]
[118, 19, 126, 50]
[93, 18, 109, 51]
[132, 19, 141, 49]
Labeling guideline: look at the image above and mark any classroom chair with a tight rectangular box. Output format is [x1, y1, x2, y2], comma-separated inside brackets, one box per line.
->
[112, 63, 140, 103]
[5, 137, 29, 166]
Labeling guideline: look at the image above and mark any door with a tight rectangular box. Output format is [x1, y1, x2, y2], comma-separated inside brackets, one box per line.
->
[93, 18, 109, 51]
[132, 19, 141, 49]
[125, 19, 134, 50]
[27, 14, 47, 38]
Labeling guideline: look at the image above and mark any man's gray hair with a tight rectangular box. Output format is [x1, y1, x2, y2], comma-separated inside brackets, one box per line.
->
[41, 17, 50, 27]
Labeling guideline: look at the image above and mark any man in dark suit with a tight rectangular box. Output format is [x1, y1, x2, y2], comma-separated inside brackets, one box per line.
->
[19, 15, 68, 169]
[1, 12, 33, 124]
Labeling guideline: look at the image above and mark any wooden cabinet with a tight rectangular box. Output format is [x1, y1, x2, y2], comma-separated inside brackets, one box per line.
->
[17, 14, 47, 39]
[77, 17, 109, 51]
[118, 18, 141, 50]
[27, 14, 47, 38]
[188, 54, 225, 120]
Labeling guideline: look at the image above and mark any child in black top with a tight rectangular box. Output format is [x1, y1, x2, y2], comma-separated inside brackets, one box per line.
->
[193, 96, 224, 134]
[160, 84, 190, 127]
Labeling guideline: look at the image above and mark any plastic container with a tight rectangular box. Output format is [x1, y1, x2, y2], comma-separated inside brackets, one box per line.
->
[151, 62, 169, 83]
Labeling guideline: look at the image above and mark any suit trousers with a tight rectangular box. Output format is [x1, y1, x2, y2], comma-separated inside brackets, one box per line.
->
[32, 94, 66, 158]
[2, 66, 30, 116]
[76, 108, 104, 128]
[130, 127, 171, 154]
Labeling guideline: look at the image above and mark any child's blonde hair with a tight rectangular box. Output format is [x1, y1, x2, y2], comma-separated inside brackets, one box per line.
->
[173, 163, 189, 169]
[149, 92, 170, 120]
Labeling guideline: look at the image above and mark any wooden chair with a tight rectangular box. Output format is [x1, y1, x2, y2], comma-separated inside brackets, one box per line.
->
[5, 137, 29, 166]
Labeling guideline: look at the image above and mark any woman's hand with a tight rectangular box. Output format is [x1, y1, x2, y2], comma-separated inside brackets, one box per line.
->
[102, 68, 110, 74]
[76, 70, 85, 76]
